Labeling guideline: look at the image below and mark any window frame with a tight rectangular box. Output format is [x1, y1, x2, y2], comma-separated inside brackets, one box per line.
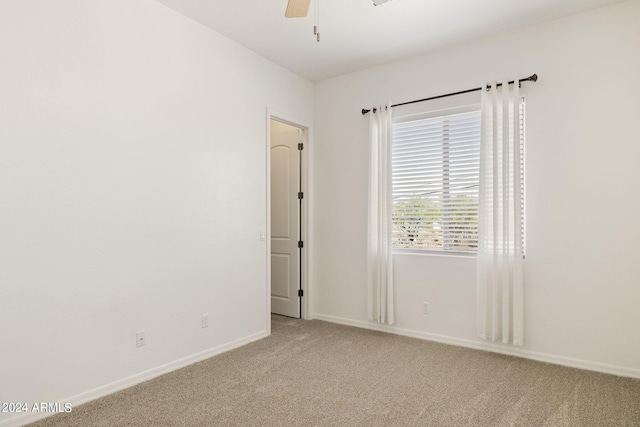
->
[391, 102, 480, 257]
[391, 98, 526, 257]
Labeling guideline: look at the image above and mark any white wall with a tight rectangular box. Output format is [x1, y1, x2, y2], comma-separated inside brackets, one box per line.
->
[0, 1, 313, 425]
[313, 0, 640, 376]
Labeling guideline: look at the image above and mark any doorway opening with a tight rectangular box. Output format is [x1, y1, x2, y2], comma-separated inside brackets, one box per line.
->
[268, 117, 307, 319]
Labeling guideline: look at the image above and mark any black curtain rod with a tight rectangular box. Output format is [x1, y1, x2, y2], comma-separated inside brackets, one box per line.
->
[361, 74, 538, 115]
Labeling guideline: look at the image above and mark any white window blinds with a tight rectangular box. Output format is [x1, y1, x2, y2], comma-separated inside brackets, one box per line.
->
[392, 102, 525, 254]
[392, 109, 481, 253]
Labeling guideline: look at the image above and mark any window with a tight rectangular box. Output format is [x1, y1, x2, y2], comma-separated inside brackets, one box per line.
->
[391, 101, 525, 254]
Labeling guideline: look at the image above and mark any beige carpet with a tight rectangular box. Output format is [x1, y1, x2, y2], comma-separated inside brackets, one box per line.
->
[30, 316, 640, 426]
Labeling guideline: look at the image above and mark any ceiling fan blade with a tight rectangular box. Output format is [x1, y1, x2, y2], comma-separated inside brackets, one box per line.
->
[285, 0, 311, 18]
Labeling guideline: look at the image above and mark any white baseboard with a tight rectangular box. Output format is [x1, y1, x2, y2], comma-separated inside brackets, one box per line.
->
[1, 330, 269, 427]
[312, 313, 640, 380]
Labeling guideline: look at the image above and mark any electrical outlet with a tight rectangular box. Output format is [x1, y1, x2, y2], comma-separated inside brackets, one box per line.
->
[423, 302, 431, 314]
[136, 330, 146, 347]
[202, 314, 209, 328]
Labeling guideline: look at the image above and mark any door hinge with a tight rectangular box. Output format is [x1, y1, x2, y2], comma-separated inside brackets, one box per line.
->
[298, 143, 303, 150]
[298, 289, 304, 297]
[298, 191, 303, 200]
[298, 241, 304, 248]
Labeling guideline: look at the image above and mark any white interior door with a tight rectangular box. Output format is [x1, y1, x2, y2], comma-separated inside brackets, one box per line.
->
[270, 119, 301, 318]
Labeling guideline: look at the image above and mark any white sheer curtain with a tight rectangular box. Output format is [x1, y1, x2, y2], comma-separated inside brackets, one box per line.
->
[477, 81, 524, 345]
[367, 104, 395, 325]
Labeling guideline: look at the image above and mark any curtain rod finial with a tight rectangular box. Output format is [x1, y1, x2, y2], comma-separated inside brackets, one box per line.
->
[530, 74, 538, 82]
[362, 108, 371, 115]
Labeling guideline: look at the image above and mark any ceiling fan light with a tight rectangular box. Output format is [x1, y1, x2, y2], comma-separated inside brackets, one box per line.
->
[372, 0, 392, 6]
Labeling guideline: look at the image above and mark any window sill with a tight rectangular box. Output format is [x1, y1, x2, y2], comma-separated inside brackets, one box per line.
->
[392, 249, 476, 258]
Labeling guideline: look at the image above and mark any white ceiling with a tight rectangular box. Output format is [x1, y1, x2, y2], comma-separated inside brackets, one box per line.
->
[155, 0, 626, 81]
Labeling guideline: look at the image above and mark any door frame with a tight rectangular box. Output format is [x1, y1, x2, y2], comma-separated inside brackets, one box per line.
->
[266, 109, 313, 332]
